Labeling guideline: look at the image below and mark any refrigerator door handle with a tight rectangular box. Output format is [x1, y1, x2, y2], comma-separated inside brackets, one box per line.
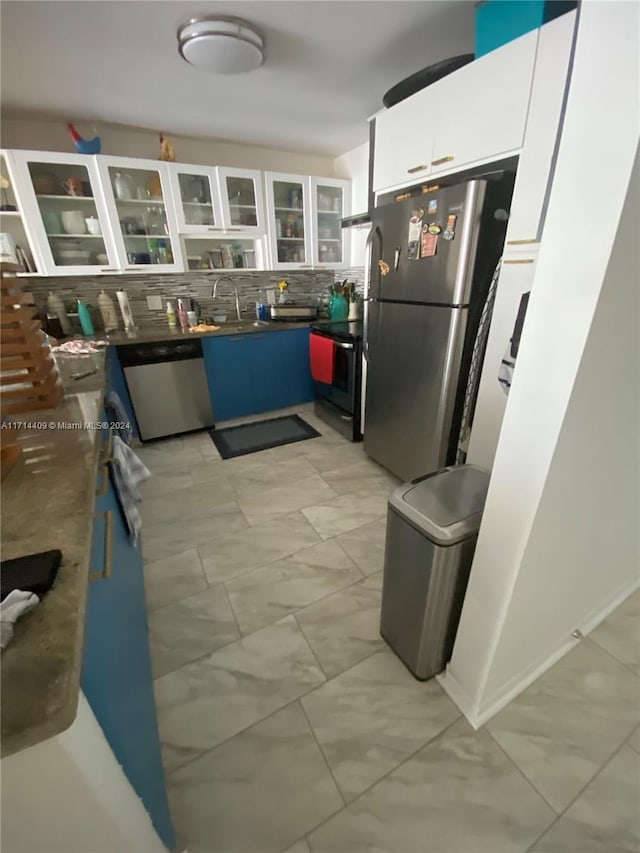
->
[363, 225, 382, 363]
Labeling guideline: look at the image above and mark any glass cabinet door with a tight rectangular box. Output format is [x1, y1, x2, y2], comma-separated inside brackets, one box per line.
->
[218, 167, 264, 234]
[173, 168, 219, 231]
[269, 176, 308, 266]
[18, 156, 117, 274]
[314, 183, 345, 266]
[105, 163, 178, 269]
[0, 152, 40, 274]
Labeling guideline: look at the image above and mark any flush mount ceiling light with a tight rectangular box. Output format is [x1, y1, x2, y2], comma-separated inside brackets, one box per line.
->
[177, 16, 264, 74]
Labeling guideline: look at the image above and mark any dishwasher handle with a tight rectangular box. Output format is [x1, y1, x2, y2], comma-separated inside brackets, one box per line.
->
[117, 338, 204, 367]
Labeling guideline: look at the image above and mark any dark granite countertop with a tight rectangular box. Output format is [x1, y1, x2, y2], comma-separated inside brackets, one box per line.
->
[1, 351, 107, 757]
[107, 320, 312, 347]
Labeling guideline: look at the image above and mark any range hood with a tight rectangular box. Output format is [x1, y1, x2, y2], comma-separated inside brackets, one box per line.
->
[341, 211, 371, 229]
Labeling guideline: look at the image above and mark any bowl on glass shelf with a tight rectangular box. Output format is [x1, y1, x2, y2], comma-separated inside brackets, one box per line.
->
[56, 247, 92, 265]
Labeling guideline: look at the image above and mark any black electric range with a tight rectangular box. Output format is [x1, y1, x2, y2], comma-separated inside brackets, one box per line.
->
[310, 320, 363, 441]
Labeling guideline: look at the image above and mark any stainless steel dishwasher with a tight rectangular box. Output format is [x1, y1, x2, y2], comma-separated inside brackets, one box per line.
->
[118, 339, 214, 441]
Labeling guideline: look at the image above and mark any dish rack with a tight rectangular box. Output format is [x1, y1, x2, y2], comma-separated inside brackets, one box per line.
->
[1, 263, 62, 477]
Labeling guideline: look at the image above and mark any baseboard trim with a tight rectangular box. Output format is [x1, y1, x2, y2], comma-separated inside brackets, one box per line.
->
[437, 668, 482, 729]
[439, 576, 640, 728]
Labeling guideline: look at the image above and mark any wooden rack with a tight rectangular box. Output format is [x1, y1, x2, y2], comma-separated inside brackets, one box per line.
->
[1, 263, 62, 478]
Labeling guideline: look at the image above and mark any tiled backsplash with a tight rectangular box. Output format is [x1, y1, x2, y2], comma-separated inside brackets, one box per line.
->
[30, 268, 365, 330]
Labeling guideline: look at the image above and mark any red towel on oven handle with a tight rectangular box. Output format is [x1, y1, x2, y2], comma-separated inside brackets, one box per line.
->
[309, 333, 335, 384]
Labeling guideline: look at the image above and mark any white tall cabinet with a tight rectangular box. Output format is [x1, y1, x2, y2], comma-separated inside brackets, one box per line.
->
[467, 11, 577, 471]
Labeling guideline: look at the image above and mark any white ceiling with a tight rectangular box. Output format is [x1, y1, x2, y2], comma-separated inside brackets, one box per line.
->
[0, 0, 475, 157]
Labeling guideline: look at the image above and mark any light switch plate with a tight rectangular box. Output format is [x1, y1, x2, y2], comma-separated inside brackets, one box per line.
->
[147, 295, 163, 310]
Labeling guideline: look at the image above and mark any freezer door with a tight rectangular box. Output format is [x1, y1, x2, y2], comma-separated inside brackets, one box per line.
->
[364, 302, 468, 481]
[370, 181, 486, 306]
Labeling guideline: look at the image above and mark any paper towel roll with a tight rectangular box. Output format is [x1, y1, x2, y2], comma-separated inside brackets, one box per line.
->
[116, 289, 135, 331]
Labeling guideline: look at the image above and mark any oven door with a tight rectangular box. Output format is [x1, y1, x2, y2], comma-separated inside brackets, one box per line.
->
[311, 332, 356, 414]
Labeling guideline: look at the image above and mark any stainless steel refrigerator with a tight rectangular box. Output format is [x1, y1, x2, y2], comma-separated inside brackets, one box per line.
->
[364, 175, 512, 481]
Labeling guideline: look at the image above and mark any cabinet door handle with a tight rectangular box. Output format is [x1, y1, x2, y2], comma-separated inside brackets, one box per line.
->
[226, 227, 243, 232]
[96, 463, 109, 497]
[431, 156, 455, 167]
[100, 267, 119, 273]
[507, 239, 538, 246]
[314, 265, 327, 270]
[407, 164, 429, 174]
[299, 264, 313, 268]
[89, 510, 114, 582]
[100, 429, 114, 465]
[208, 227, 224, 231]
[503, 258, 535, 264]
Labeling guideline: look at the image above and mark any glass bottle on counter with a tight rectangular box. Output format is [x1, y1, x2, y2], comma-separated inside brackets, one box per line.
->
[176, 298, 189, 332]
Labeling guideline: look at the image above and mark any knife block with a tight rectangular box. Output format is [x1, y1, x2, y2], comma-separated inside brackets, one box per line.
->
[0, 263, 62, 420]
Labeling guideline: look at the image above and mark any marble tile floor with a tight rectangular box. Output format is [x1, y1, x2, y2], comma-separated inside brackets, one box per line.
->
[138, 404, 640, 853]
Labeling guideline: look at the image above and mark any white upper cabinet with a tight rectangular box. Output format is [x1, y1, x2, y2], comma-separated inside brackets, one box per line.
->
[310, 176, 351, 268]
[264, 173, 351, 270]
[372, 29, 539, 193]
[264, 172, 312, 269]
[218, 167, 266, 236]
[504, 11, 576, 248]
[168, 164, 223, 234]
[372, 85, 437, 194]
[9, 150, 120, 276]
[167, 164, 265, 272]
[96, 156, 184, 273]
[4, 152, 350, 276]
[0, 150, 41, 275]
[430, 30, 537, 175]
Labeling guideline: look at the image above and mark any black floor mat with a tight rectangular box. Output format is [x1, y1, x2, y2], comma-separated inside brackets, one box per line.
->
[209, 414, 321, 459]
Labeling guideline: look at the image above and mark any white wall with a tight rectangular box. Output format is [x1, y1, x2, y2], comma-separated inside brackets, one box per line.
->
[334, 140, 370, 267]
[1, 694, 166, 853]
[441, 1, 640, 726]
[0, 114, 337, 175]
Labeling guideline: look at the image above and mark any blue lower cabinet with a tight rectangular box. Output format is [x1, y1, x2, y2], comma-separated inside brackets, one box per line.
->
[250, 329, 314, 413]
[107, 346, 138, 438]
[82, 475, 175, 850]
[202, 334, 255, 421]
[203, 329, 314, 423]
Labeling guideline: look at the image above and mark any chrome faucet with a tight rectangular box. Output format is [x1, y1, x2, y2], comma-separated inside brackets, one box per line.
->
[211, 275, 242, 322]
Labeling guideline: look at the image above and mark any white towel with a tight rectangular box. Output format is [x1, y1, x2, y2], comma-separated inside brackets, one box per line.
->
[110, 436, 151, 543]
[1, 590, 39, 650]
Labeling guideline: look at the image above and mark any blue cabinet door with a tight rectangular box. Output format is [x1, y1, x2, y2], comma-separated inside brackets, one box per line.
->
[250, 329, 314, 414]
[107, 346, 138, 438]
[82, 476, 175, 849]
[202, 335, 255, 421]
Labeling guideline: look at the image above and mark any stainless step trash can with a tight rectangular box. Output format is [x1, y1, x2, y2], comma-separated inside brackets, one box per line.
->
[380, 465, 490, 680]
